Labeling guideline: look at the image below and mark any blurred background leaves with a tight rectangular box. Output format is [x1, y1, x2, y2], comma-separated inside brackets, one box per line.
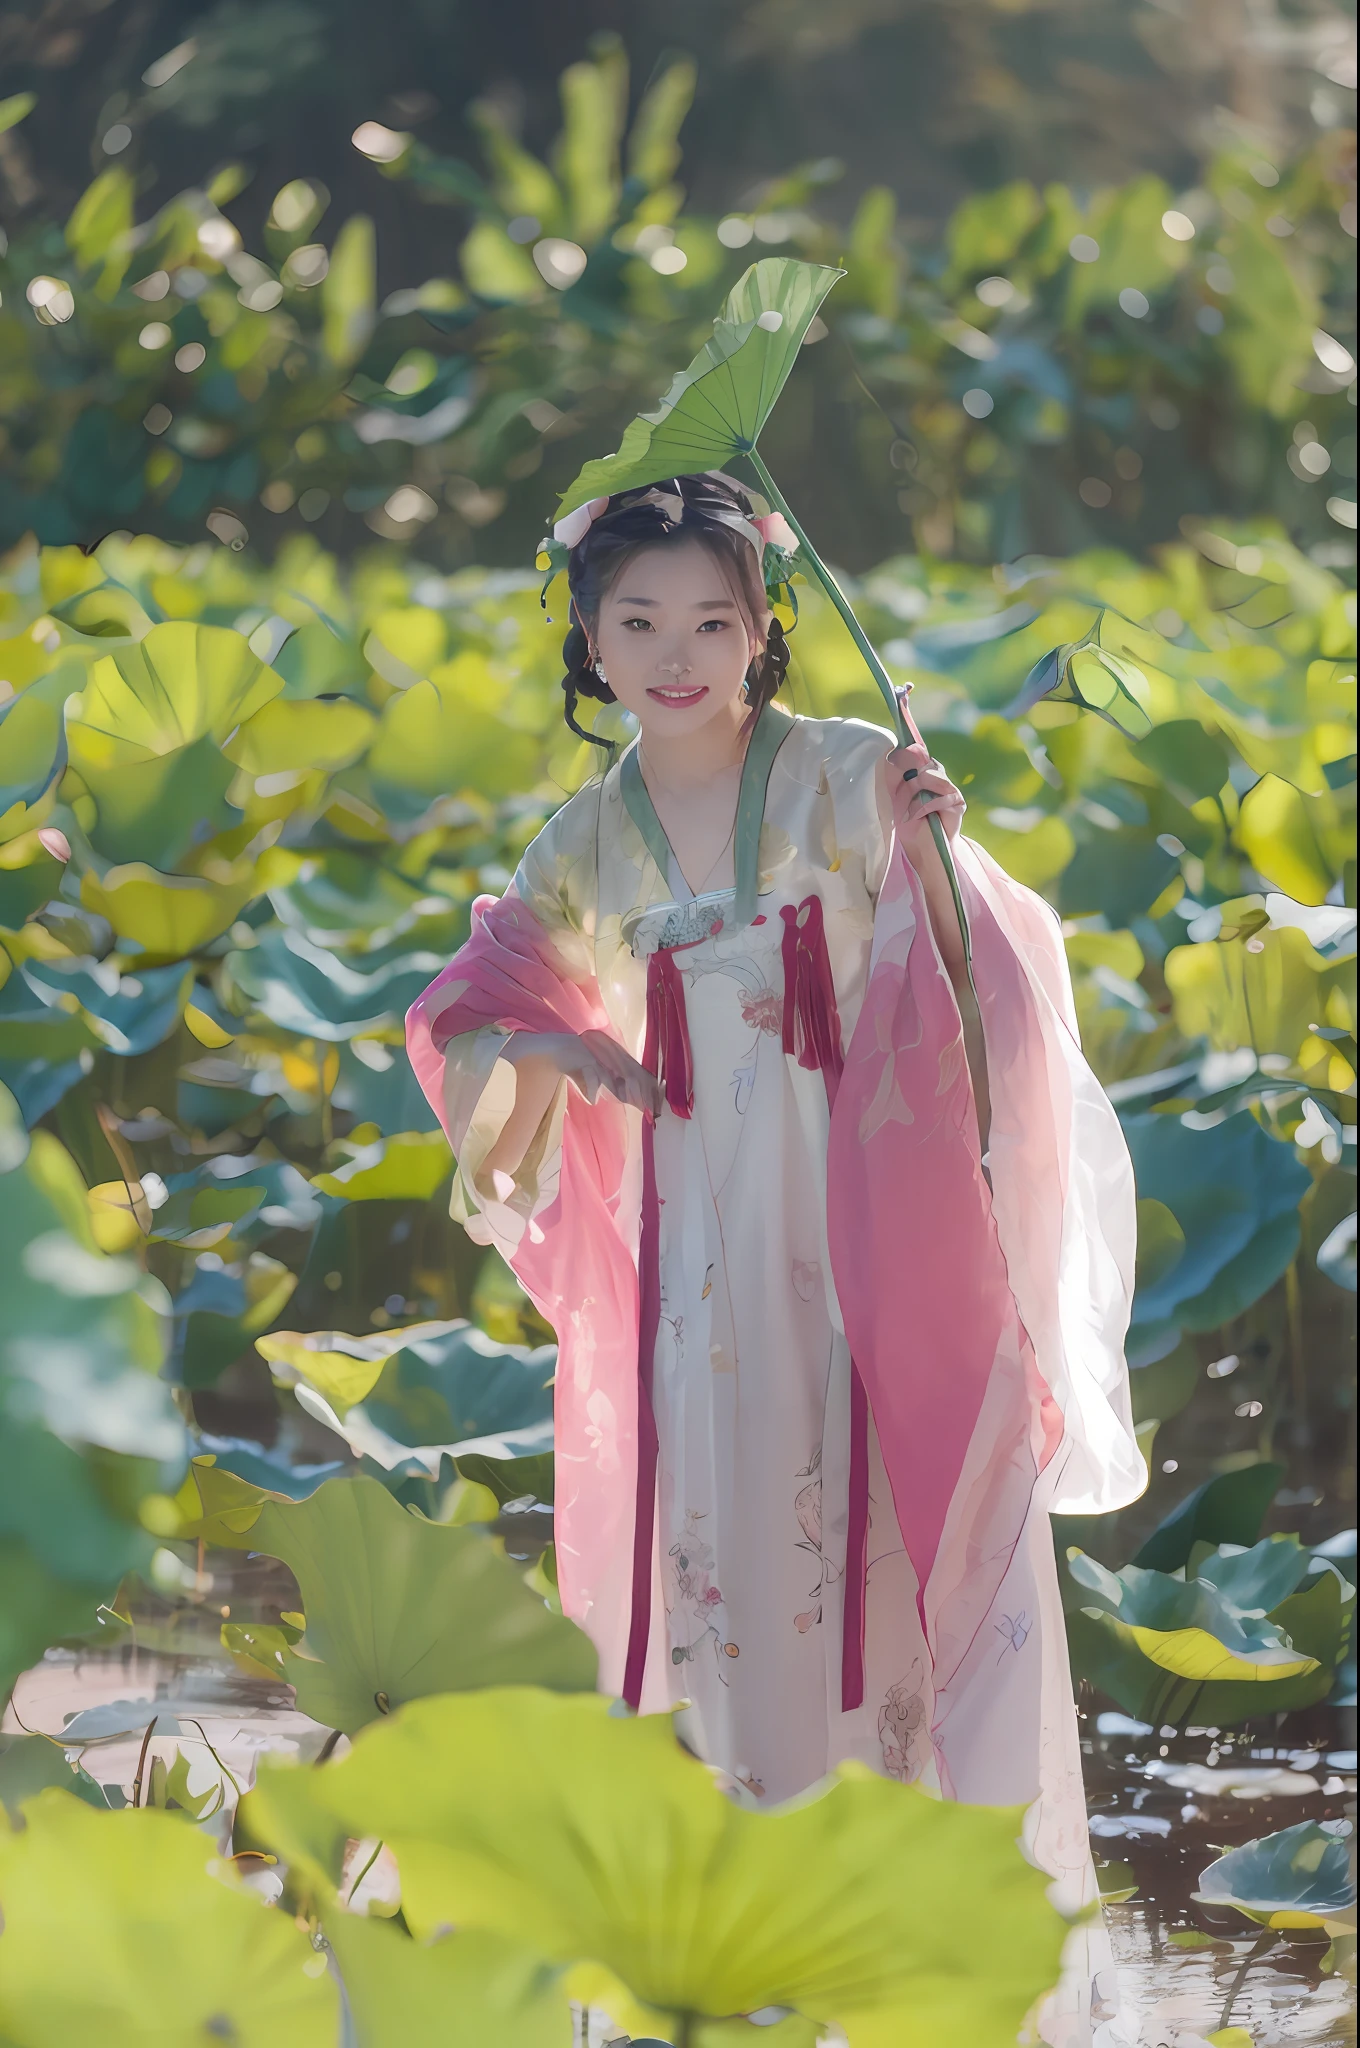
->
[0, 5, 1353, 570]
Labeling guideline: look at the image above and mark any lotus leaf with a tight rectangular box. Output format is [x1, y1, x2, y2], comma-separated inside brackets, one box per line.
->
[269, 850, 427, 941]
[1134, 1461, 1284, 1572]
[336, 1038, 445, 1134]
[0, 669, 73, 823]
[20, 957, 192, 1057]
[1194, 1820, 1357, 1935]
[65, 623, 283, 865]
[246, 1687, 1065, 2047]
[1122, 1113, 1309, 1336]
[1181, 1565, 1353, 1723]
[265, 622, 357, 701]
[1127, 1340, 1199, 1428]
[1060, 824, 1177, 924]
[225, 924, 444, 1040]
[242, 1475, 597, 1731]
[1237, 774, 1352, 906]
[557, 258, 845, 516]
[171, 1253, 298, 1388]
[0, 1790, 339, 2048]
[322, 213, 376, 366]
[197, 1435, 347, 1500]
[1190, 1535, 1313, 1614]
[0, 1736, 111, 1821]
[260, 1318, 555, 1461]
[0, 1540, 120, 1706]
[170, 1455, 279, 1549]
[225, 694, 375, 776]
[1165, 919, 1351, 1064]
[367, 654, 542, 807]
[149, 1160, 267, 1245]
[1135, 1198, 1186, 1292]
[321, 1910, 570, 2048]
[81, 858, 260, 958]
[1, 1107, 181, 1459]
[456, 1449, 556, 1508]
[1065, 1549, 1318, 1682]
[0, 829, 69, 928]
[309, 1128, 451, 1202]
[1132, 720, 1231, 804]
[258, 1325, 422, 1415]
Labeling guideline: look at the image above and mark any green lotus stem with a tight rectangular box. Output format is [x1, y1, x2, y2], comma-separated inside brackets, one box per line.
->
[1218, 1926, 1277, 2034]
[346, 1838, 384, 1904]
[747, 450, 972, 968]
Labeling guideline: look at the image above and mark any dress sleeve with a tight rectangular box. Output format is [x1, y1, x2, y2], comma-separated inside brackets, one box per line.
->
[442, 802, 601, 1253]
[817, 716, 896, 902]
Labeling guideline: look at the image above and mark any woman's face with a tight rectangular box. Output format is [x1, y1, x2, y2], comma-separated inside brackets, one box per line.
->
[590, 538, 768, 740]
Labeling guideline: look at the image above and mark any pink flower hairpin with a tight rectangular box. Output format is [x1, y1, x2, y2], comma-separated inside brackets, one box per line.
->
[750, 511, 797, 553]
[552, 496, 610, 548]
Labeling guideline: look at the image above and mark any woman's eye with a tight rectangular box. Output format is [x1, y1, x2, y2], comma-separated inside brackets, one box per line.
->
[621, 617, 653, 631]
[697, 619, 727, 632]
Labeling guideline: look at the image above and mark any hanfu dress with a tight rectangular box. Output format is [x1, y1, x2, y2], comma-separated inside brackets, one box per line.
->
[408, 707, 1145, 2047]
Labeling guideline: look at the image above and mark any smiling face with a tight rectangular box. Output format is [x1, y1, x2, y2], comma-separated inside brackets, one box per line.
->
[590, 537, 770, 741]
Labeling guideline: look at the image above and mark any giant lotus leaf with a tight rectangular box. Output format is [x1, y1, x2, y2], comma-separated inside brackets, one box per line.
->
[1237, 773, 1354, 907]
[225, 925, 446, 1040]
[0, 1093, 183, 1697]
[367, 653, 542, 806]
[81, 858, 260, 959]
[556, 258, 845, 517]
[1122, 1111, 1310, 1337]
[0, 1790, 338, 2048]
[246, 1687, 1065, 2048]
[1066, 1547, 1319, 1682]
[65, 622, 284, 866]
[1164, 918, 1353, 1066]
[200, 1474, 596, 1732]
[1194, 1819, 1357, 1935]
[320, 1911, 570, 2048]
[258, 1317, 554, 1459]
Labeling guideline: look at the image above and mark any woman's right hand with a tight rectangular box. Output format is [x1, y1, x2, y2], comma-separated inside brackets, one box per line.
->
[501, 1029, 664, 1119]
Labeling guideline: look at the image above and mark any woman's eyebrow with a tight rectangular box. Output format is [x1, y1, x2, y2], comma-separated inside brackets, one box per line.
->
[612, 594, 739, 608]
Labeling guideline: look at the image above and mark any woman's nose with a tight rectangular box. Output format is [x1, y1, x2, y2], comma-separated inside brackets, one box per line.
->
[656, 655, 691, 675]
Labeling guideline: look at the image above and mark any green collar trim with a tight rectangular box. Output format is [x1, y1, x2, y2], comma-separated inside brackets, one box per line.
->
[619, 702, 796, 929]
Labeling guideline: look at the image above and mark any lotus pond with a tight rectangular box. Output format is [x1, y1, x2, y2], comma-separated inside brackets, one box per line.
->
[0, 511, 1353, 2045]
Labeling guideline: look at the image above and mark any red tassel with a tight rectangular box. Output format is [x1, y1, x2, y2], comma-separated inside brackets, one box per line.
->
[780, 894, 844, 1088]
[644, 949, 694, 1121]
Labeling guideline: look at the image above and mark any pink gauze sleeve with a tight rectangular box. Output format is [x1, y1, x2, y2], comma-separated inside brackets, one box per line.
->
[405, 885, 653, 1702]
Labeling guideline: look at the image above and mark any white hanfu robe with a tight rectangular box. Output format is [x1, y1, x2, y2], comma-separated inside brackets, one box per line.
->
[419, 714, 1143, 2046]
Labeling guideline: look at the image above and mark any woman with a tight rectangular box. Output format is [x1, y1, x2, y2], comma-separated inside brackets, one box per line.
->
[408, 473, 1144, 2043]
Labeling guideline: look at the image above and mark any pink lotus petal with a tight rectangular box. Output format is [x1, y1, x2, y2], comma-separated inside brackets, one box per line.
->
[37, 828, 71, 863]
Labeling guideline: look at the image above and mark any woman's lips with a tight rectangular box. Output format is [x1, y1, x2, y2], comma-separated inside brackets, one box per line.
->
[645, 683, 709, 704]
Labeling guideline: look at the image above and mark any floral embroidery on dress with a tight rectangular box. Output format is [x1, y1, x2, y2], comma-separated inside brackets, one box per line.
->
[668, 1511, 740, 1679]
[995, 1609, 1032, 1663]
[739, 985, 783, 1035]
[878, 1661, 931, 1784]
[792, 1444, 839, 1632]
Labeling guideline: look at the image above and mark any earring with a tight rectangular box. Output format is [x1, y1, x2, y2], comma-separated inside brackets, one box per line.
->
[594, 659, 609, 687]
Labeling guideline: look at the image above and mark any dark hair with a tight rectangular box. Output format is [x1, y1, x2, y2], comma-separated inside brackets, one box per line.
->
[558, 473, 791, 750]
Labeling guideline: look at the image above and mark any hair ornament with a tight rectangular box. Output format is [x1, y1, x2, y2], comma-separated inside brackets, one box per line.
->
[536, 472, 801, 617]
[552, 495, 611, 548]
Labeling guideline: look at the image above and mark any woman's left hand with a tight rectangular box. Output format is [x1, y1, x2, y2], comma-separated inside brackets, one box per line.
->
[886, 740, 967, 849]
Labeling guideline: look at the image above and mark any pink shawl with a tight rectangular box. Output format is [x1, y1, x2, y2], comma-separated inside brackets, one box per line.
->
[406, 828, 1141, 1739]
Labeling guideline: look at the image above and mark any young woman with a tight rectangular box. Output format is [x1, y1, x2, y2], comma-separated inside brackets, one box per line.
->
[408, 473, 1144, 2043]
